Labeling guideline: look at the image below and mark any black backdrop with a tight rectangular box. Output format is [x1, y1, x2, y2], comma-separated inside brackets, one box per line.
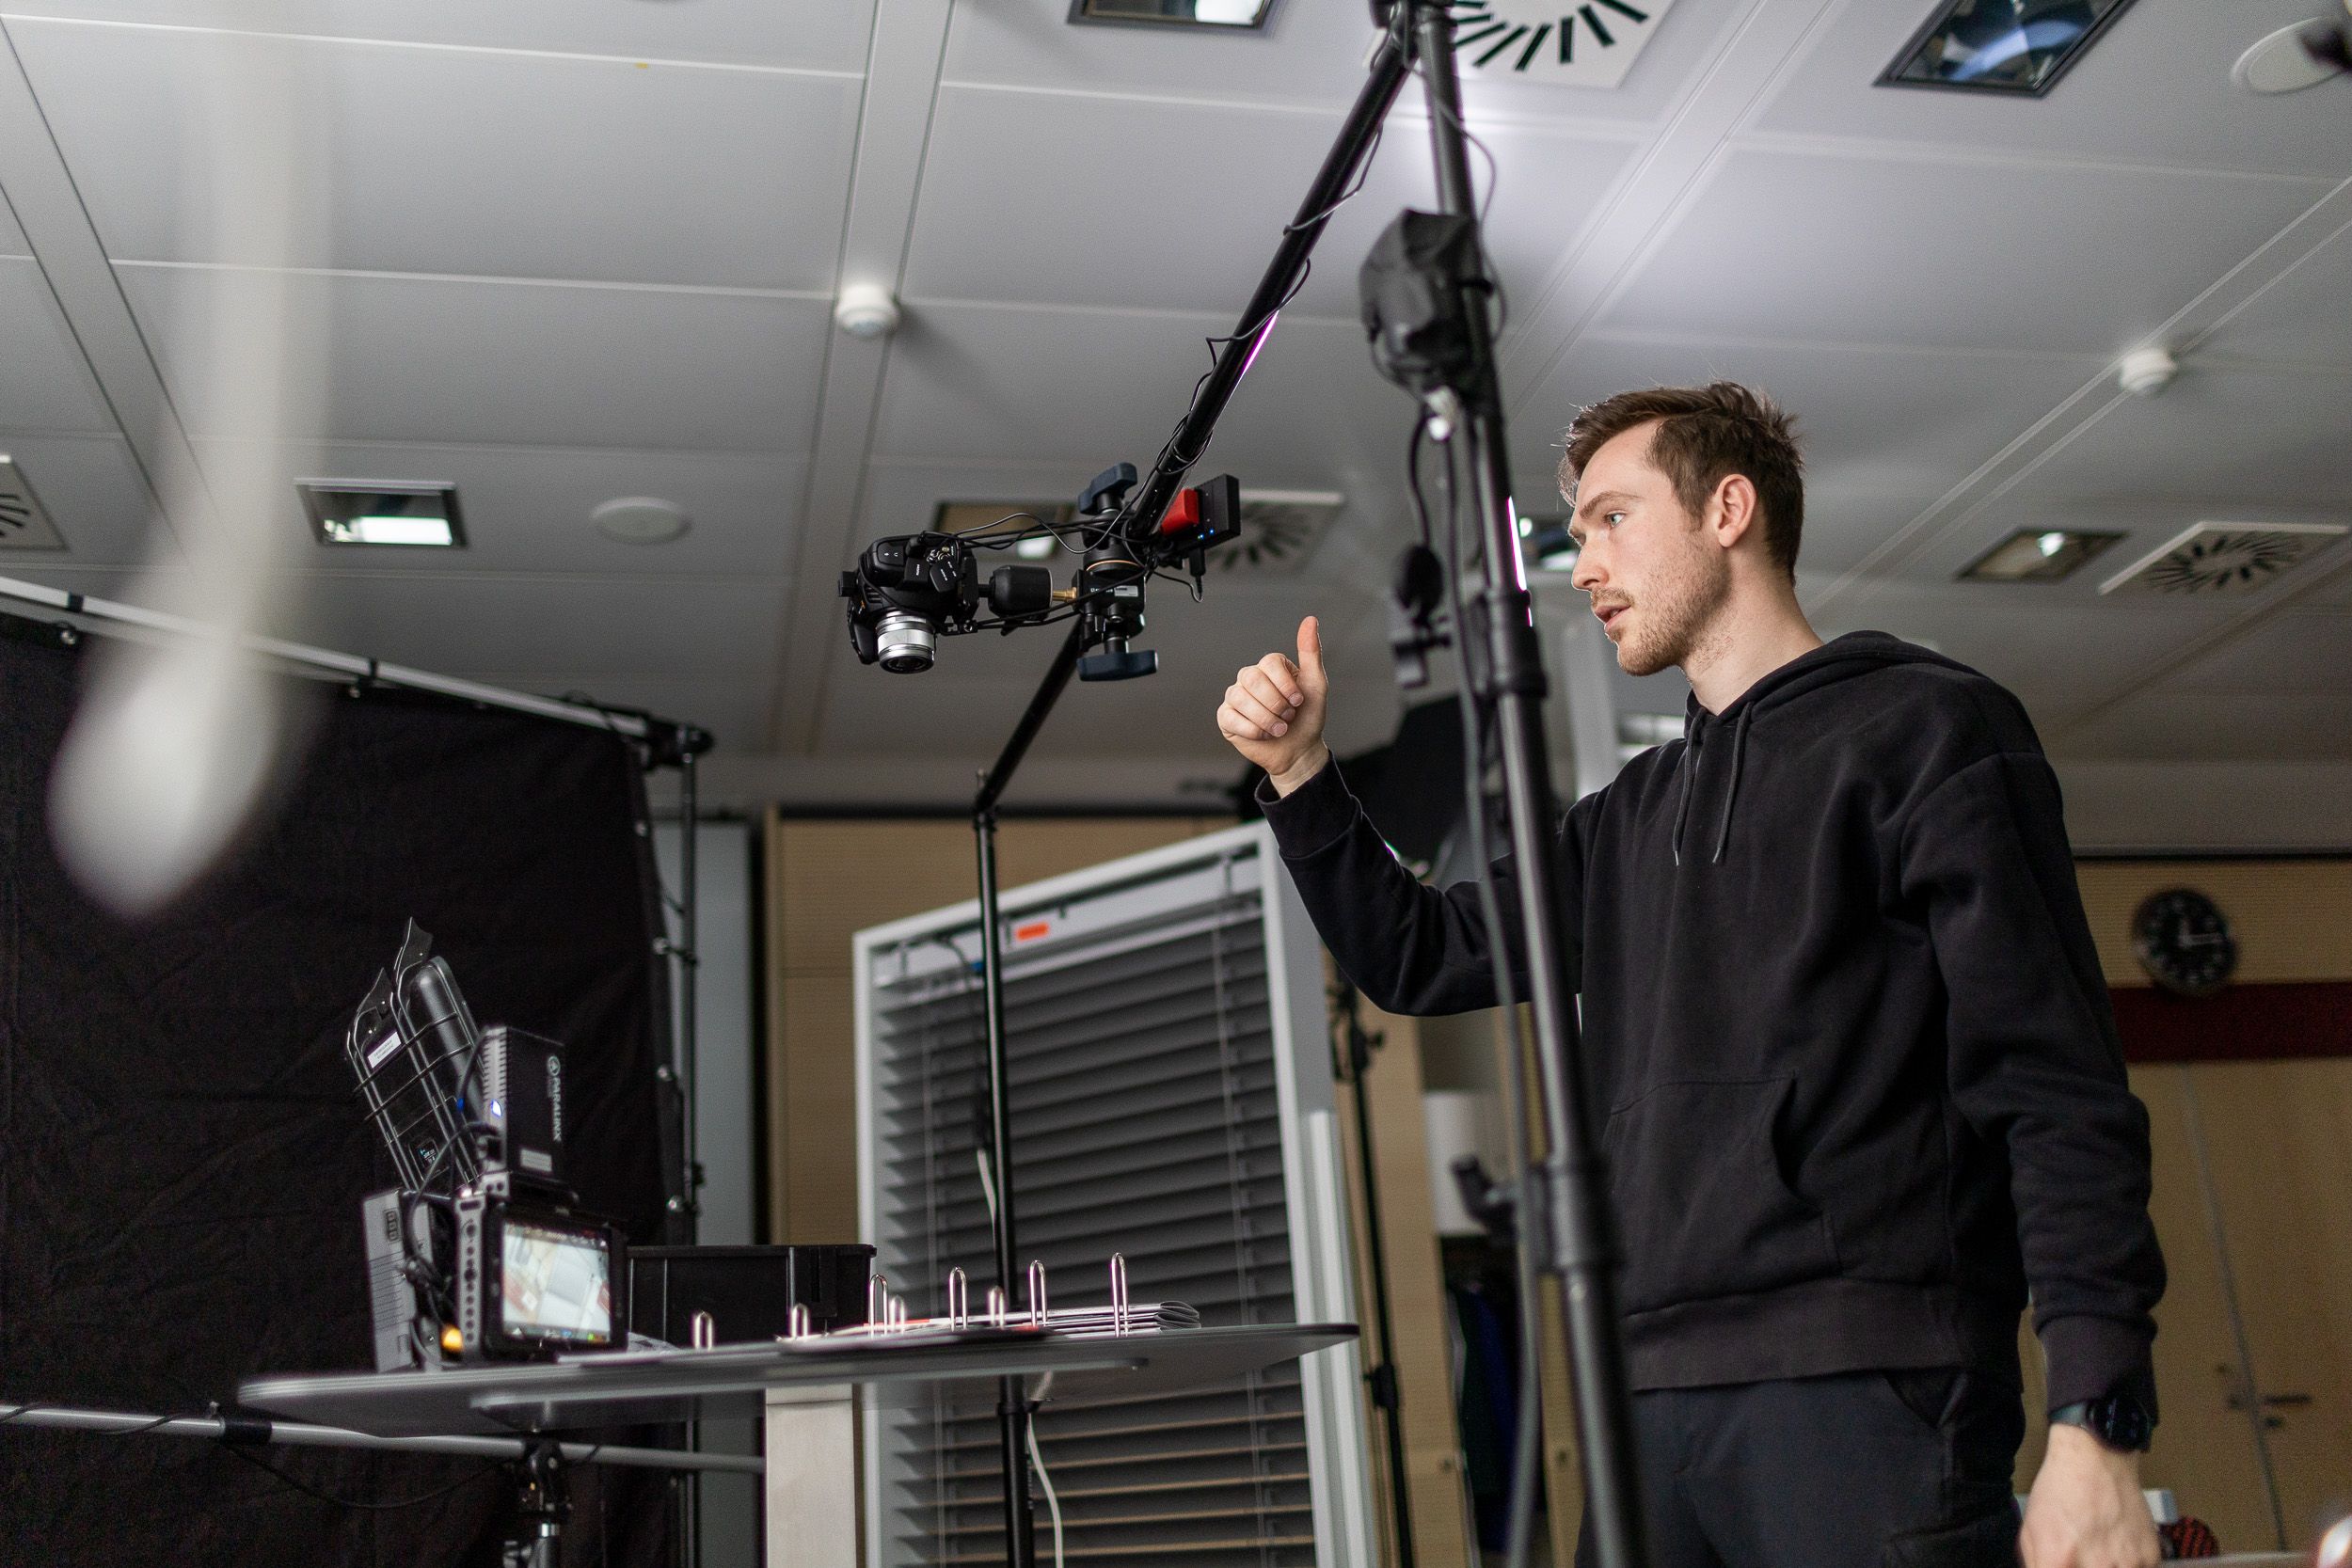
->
[0, 620, 679, 1566]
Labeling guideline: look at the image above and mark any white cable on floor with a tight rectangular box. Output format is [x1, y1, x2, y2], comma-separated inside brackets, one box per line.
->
[1025, 1418, 1065, 1568]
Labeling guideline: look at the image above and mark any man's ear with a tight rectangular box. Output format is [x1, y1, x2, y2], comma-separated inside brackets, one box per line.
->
[1708, 473, 1760, 552]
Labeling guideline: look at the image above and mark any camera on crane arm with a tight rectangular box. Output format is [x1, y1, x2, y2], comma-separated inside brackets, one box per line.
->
[838, 464, 1242, 681]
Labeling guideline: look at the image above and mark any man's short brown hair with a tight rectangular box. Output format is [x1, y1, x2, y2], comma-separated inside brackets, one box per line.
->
[1558, 382, 1804, 577]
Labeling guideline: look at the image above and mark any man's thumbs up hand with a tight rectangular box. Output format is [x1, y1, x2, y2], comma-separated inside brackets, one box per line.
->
[1216, 614, 1332, 797]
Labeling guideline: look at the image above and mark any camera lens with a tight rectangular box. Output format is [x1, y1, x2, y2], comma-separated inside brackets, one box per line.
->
[875, 610, 937, 673]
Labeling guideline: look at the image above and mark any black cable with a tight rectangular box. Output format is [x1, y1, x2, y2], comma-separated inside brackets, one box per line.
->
[220, 1441, 506, 1512]
[0, 1402, 178, 1437]
[1412, 54, 1510, 340]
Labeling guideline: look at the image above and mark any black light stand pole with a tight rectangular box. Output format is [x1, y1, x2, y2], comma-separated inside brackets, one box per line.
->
[1333, 982, 1418, 1568]
[971, 619, 1087, 1568]
[1402, 6, 1650, 1566]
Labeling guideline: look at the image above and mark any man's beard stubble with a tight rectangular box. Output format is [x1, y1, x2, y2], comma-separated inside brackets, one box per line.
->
[1615, 532, 1732, 677]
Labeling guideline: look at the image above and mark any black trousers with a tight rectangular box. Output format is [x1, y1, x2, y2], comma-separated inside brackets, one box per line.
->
[1574, 1370, 2025, 1568]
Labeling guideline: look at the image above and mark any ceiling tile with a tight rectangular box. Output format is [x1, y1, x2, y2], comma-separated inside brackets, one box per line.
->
[2057, 688, 2352, 762]
[943, 0, 1748, 125]
[2170, 609, 2352, 693]
[266, 572, 786, 677]
[1751, 0, 2352, 182]
[1813, 578, 2236, 727]
[0, 194, 26, 255]
[10, 18, 862, 291]
[871, 301, 1418, 483]
[0, 257, 118, 434]
[901, 84, 1633, 317]
[0, 5, 876, 73]
[1991, 363, 2352, 509]
[0, 435, 161, 564]
[2202, 219, 2352, 370]
[1595, 146, 2330, 355]
[196, 439, 805, 578]
[116, 264, 832, 451]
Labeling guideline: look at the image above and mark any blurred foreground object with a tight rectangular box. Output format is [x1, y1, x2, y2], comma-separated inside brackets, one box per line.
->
[45, 30, 325, 916]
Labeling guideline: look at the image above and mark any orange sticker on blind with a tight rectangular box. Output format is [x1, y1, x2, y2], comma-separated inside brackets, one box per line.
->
[1013, 921, 1052, 943]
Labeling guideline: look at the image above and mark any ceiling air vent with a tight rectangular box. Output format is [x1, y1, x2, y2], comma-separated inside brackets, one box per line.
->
[1210, 488, 1343, 575]
[0, 454, 67, 550]
[2100, 520, 2348, 597]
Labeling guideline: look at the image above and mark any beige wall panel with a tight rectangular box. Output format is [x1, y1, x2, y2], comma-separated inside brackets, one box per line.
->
[2119, 1065, 2282, 1549]
[773, 819, 980, 974]
[1345, 997, 1474, 1568]
[2185, 1059, 2352, 1549]
[778, 972, 860, 1243]
[2077, 862, 2352, 989]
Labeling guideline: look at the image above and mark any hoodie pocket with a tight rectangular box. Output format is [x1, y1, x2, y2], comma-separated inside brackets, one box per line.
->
[1603, 1077, 1837, 1313]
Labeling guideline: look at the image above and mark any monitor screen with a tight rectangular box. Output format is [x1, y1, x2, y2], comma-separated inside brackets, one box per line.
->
[501, 1217, 613, 1344]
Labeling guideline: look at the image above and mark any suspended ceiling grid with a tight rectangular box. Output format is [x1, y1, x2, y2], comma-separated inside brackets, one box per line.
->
[0, 0, 2344, 810]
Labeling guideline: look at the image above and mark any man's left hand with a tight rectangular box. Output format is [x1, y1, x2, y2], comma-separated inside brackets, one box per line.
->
[2020, 1424, 2160, 1568]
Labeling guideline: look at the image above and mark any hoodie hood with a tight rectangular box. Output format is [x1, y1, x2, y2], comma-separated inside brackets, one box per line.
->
[1672, 632, 1966, 865]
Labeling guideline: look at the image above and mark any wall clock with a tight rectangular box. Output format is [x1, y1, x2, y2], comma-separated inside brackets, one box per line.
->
[1449, 0, 1679, 87]
[2131, 887, 2238, 998]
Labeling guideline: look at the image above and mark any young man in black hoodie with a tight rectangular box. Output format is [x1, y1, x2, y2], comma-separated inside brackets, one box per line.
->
[1216, 383, 2166, 1568]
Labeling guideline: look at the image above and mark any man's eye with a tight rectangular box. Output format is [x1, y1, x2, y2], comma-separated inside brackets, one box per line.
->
[1606, 512, 1626, 527]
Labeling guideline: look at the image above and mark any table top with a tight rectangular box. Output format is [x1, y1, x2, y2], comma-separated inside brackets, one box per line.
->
[239, 1322, 1358, 1437]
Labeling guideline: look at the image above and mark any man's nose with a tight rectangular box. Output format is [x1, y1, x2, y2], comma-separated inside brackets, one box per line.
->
[1571, 542, 1603, 594]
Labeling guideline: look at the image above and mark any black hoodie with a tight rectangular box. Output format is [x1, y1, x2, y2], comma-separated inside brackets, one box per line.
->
[1261, 632, 2164, 1414]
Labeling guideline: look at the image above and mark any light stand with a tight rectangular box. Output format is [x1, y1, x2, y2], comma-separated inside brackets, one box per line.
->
[1390, 8, 1649, 1566]
[938, 7, 1650, 1565]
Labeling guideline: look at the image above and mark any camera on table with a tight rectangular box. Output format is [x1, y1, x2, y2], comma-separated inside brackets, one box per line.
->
[347, 922, 624, 1369]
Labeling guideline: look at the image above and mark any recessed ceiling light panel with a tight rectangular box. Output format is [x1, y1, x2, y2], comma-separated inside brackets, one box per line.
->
[1069, 0, 1275, 30]
[1959, 528, 2122, 583]
[1880, 0, 2139, 96]
[300, 481, 464, 547]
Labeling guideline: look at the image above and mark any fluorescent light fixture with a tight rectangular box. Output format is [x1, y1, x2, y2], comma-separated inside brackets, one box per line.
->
[300, 482, 465, 548]
[1958, 527, 2122, 582]
[1880, 0, 2138, 96]
[1069, 0, 1277, 29]
[1015, 535, 1059, 561]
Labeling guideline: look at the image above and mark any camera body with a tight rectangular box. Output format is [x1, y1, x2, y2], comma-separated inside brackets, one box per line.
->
[839, 532, 1054, 673]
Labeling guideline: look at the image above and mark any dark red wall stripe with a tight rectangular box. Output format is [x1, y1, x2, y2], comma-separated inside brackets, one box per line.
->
[2111, 981, 2352, 1063]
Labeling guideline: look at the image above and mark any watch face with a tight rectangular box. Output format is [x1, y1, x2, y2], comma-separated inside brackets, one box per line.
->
[2089, 1394, 2155, 1452]
[2131, 887, 2238, 998]
[1449, 0, 1679, 87]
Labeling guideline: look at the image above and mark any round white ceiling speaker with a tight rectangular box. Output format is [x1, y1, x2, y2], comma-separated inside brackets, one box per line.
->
[833, 281, 902, 340]
[2117, 346, 2178, 398]
[593, 497, 691, 545]
[2233, 19, 2343, 94]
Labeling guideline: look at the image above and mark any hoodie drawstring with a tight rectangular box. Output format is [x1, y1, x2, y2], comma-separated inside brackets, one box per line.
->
[1671, 727, 1701, 866]
[1711, 705, 1752, 865]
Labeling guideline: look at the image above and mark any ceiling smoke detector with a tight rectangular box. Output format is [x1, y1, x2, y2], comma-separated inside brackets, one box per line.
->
[0, 454, 67, 550]
[833, 282, 901, 341]
[2099, 520, 2348, 596]
[1209, 490, 1343, 575]
[2116, 346, 2177, 397]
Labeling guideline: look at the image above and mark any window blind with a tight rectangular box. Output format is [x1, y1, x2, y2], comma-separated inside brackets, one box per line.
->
[856, 827, 1372, 1568]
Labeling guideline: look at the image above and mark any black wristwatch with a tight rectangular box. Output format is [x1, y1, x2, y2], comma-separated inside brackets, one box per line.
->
[2050, 1393, 2154, 1453]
